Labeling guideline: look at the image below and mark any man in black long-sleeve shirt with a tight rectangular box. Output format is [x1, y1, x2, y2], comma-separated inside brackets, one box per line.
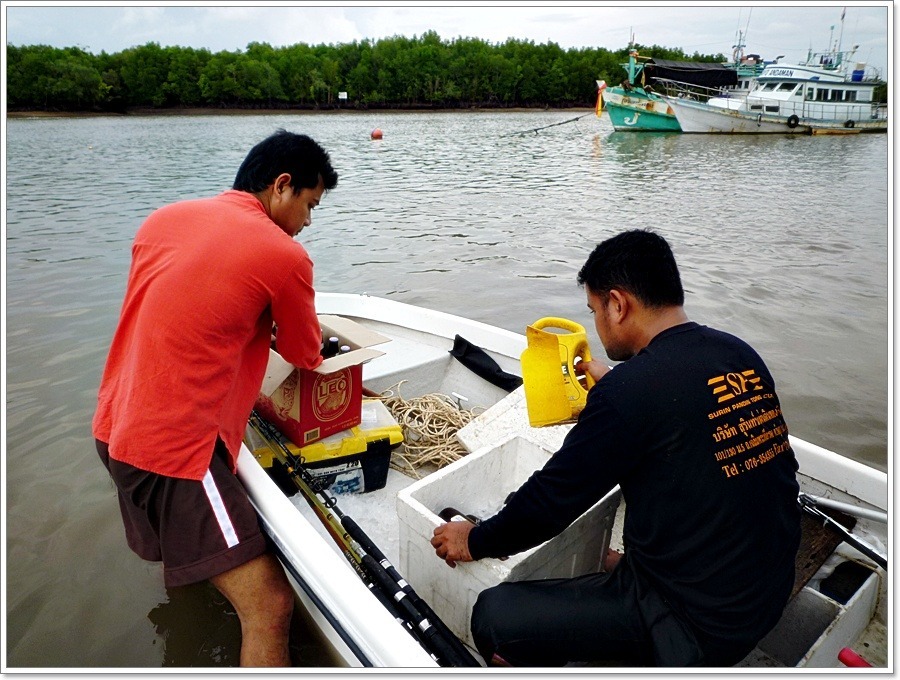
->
[431, 230, 800, 667]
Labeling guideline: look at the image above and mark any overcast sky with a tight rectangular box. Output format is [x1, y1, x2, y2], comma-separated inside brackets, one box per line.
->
[3, 2, 892, 78]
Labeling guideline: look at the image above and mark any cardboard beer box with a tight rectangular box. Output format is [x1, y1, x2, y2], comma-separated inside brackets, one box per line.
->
[255, 315, 390, 447]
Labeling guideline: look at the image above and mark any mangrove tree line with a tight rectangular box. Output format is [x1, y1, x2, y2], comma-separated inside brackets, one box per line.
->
[7, 33, 734, 112]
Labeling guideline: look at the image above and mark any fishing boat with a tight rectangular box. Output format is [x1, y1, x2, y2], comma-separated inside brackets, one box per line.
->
[601, 36, 764, 132]
[236, 292, 888, 668]
[657, 43, 888, 134]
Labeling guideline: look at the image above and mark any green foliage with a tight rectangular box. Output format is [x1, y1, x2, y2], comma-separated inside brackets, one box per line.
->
[7, 44, 108, 109]
[3, 34, 767, 112]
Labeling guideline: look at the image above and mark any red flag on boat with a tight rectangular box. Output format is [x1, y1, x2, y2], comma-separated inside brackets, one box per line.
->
[595, 80, 607, 116]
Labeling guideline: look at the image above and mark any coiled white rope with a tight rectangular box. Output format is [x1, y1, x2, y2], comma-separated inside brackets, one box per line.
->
[376, 381, 483, 477]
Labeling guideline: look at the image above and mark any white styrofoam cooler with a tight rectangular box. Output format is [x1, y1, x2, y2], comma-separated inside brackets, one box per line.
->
[397, 433, 622, 649]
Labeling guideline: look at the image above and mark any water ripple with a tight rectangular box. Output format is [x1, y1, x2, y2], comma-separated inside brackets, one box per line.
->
[4, 112, 888, 668]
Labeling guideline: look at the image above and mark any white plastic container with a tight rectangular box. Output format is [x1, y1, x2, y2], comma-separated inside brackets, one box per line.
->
[397, 433, 621, 649]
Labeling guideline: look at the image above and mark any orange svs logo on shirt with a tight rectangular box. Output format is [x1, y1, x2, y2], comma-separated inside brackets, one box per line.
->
[708, 370, 763, 404]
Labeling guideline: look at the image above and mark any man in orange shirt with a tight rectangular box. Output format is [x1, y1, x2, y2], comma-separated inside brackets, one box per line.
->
[93, 129, 338, 666]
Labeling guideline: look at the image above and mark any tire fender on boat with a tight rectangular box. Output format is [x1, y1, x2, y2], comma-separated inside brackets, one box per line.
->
[787, 115, 800, 129]
[844, 119, 855, 128]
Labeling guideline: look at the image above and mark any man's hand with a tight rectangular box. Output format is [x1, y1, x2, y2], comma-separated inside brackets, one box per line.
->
[431, 521, 475, 568]
[602, 548, 622, 571]
[575, 358, 611, 383]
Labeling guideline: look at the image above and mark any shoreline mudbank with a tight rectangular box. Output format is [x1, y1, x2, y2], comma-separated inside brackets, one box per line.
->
[8, 106, 592, 119]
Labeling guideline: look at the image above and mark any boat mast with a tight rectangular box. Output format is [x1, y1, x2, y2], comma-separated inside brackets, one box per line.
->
[626, 29, 640, 86]
[732, 8, 751, 63]
[825, 8, 848, 70]
[732, 30, 746, 64]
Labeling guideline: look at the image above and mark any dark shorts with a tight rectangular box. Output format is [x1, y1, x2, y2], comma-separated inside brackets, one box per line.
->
[96, 439, 268, 588]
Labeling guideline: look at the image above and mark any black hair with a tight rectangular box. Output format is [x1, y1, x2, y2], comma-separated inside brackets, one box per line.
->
[232, 129, 338, 193]
[577, 229, 684, 307]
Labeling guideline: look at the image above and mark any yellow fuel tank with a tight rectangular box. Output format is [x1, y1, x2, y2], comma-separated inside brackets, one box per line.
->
[520, 317, 595, 427]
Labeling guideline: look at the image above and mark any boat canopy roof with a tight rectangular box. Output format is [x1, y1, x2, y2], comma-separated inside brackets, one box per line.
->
[645, 59, 739, 88]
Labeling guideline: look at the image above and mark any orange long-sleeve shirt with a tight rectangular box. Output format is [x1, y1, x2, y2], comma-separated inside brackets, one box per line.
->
[92, 190, 323, 480]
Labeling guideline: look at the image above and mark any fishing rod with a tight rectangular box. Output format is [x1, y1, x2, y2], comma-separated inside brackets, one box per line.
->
[338, 511, 480, 665]
[798, 493, 887, 570]
[271, 458, 418, 640]
[247, 412, 445, 663]
[248, 411, 481, 668]
[801, 493, 888, 525]
[302, 488, 436, 660]
[248, 412, 449, 664]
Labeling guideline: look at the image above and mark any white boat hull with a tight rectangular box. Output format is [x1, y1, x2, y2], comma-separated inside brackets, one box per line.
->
[667, 96, 813, 133]
[237, 293, 888, 668]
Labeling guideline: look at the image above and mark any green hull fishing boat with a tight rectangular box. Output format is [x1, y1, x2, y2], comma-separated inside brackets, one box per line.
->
[602, 39, 765, 132]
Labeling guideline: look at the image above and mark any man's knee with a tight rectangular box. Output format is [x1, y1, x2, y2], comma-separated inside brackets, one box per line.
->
[267, 569, 295, 620]
[471, 583, 567, 666]
[251, 556, 295, 629]
[471, 584, 514, 660]
[212, 553, 294, 629]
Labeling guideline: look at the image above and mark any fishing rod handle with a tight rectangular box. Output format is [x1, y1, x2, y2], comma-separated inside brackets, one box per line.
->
[822, 516, 888, 570]
[359, 554, 474, 667]
[805, 494, 888, 524]
[799, 501, 887, 570]
[343, 515, 481, 666]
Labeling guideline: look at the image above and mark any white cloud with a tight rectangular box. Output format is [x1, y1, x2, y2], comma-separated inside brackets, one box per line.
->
[261, 7, 364, 47]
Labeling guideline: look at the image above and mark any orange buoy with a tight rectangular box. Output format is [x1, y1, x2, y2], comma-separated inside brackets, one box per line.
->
[370, 128, 383, 140]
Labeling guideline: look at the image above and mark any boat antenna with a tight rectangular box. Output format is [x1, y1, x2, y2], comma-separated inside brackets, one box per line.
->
[837, 6, 846, 66]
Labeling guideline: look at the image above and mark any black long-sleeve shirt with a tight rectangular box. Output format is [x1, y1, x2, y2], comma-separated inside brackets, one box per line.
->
[468, 322, 801, 646]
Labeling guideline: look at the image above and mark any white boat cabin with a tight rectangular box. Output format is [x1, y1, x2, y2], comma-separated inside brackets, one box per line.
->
[705, 50, 886, 124]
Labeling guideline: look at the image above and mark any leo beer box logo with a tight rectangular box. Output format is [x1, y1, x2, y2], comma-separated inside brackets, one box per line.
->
[273, 372, 298, 420]
[312, 369, 352, 422]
